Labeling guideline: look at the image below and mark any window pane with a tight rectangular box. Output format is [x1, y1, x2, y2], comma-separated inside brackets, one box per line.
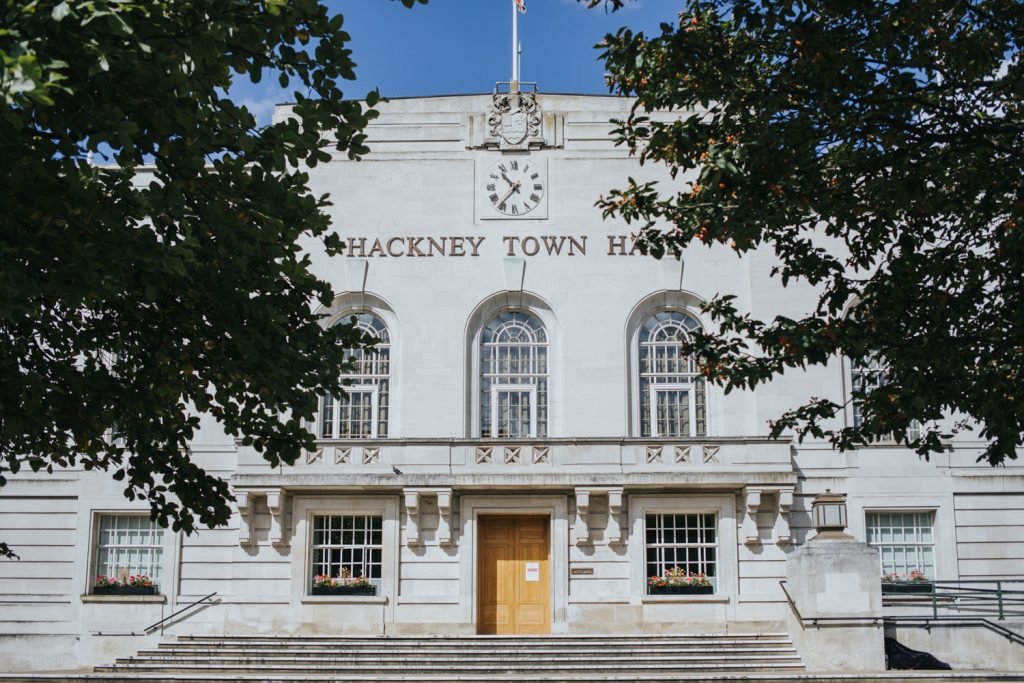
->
[639, 312, 705, 437]
[645, 513, 717, 592]
[480, 312, 547, 437]
[310, 514, 384, 588]
[94, 515, 163, 590]
[866, 511, 935, 577]
[320, 314, 390, 439]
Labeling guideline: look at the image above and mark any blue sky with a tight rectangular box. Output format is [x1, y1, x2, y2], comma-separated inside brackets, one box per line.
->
[237, 1, 678, 124]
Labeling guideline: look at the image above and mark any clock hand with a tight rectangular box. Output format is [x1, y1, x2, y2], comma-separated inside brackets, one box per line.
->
[496, 182, 519, 205]
[501, 171, 515, 187]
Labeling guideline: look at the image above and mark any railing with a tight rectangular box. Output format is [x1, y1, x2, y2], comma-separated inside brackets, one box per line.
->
[91, 592, 218, 637]
[782, 578, 1024, 646]
[910, 580, 1024, 621]
[881, 579, 1024, 644]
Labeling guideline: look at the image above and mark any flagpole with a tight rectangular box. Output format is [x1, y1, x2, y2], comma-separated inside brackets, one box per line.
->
[511, 0, 519, 87]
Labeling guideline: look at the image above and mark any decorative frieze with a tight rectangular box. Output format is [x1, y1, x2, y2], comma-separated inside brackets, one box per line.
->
[674, 446, 691, 463]
[504, 446, 521, 464]
[703, 445, 721, 463]
[646, 446, 663, 463]
[362, 447, 380, 465]
[532, 446, 550, 464]
[475, 446, 493, 464]
[334, 447, 351, 465]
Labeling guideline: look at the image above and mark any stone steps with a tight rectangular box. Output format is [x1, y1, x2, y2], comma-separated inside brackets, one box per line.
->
[1, 633, 1020, 682]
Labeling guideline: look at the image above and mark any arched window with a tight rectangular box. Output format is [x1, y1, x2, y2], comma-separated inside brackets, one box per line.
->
[480, 311, 548, 438]
[850, 355, 920, 441]
[638, 311, 706, 437]
[320, 313, 390, 439]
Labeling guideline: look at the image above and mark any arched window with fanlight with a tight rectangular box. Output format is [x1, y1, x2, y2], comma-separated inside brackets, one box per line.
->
[320, 313, 390, 439]
[479, 311, 548, 438]
[638, 311, 706, 437]
[850, 354, 920, 442]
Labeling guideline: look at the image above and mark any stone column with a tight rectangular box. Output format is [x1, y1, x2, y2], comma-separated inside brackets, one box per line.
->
[785, 533, 885, 671]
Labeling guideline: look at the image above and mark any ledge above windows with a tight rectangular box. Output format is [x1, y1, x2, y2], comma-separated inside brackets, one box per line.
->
[233, 436, 798, 492]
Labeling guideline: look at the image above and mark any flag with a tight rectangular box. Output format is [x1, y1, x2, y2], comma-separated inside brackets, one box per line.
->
[514, 0, 525, 13]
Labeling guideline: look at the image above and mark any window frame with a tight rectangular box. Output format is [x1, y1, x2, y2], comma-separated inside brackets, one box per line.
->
[478, 310, 549, 439]
[291, 496, 399, 606]
[321, 384, 380, 439]
[318, 312, 391, 440]
[489, 383, 539, 438]
[864, 509, 937, 578]
[648, 383, 698, 438]
[636, 309, 708, 438]
[89, 512, 167, 595]
[308, 513, 384, 590]
[846, 355, 922, 443]
[644, 511, 719, 592]
[628, 494, 736, 603]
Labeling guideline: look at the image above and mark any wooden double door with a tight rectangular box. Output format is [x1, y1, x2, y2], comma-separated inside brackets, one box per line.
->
[477, 515, 551, 634]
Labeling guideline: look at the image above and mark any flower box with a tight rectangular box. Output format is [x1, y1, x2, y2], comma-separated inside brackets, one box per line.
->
[648, 585, 714, 595]
[882, 583, 932, 595]
[93, 585, 158, 596]
[310, 585, 376, 596]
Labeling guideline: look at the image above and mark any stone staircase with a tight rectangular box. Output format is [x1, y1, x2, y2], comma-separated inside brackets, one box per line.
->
[3, 633, 1023, 682]
[94, 633, 805, 679]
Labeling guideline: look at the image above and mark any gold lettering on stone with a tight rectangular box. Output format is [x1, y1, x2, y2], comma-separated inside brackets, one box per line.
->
[339, 234, 643, 257]
[386, 237, 405, 258]
[467, 236, 485, 256]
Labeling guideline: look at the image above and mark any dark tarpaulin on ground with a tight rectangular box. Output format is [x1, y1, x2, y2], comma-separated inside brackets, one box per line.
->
[885, 637, 953, 670]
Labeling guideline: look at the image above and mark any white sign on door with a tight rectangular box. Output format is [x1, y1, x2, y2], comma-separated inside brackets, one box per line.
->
[525, 562, 540, 582]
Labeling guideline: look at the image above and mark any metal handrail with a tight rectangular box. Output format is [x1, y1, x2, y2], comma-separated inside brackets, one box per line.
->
[882, 615, 1024, 647]
[91, 592, 218, 637]
[780, 578, 1024, 646]
[142, 592, 218, 634]
[883, 580, 1024, 621]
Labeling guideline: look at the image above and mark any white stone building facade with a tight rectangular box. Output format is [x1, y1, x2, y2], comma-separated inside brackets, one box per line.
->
[1, 92, 1022, 671]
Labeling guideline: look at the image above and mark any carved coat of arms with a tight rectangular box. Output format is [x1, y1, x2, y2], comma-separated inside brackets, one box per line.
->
[487, 90, 541, 150]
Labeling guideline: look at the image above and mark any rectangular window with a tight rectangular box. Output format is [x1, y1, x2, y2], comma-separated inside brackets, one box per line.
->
[866, 511, 935, 577]
[310, 515, 382, 589]
[490, 385, 537, 438]
[94, 514, 164, 591]
[645, 513, 717, 591]
[320, 386, 379, 439]
[649, 385, 697, 437]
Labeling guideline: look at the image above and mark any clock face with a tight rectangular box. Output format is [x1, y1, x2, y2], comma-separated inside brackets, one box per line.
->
[484, 158, 544, 216]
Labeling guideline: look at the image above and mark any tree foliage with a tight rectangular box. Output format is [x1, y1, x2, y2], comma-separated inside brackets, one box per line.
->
[591, 0, 1023, 464]
[0, 0, 423, 559]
